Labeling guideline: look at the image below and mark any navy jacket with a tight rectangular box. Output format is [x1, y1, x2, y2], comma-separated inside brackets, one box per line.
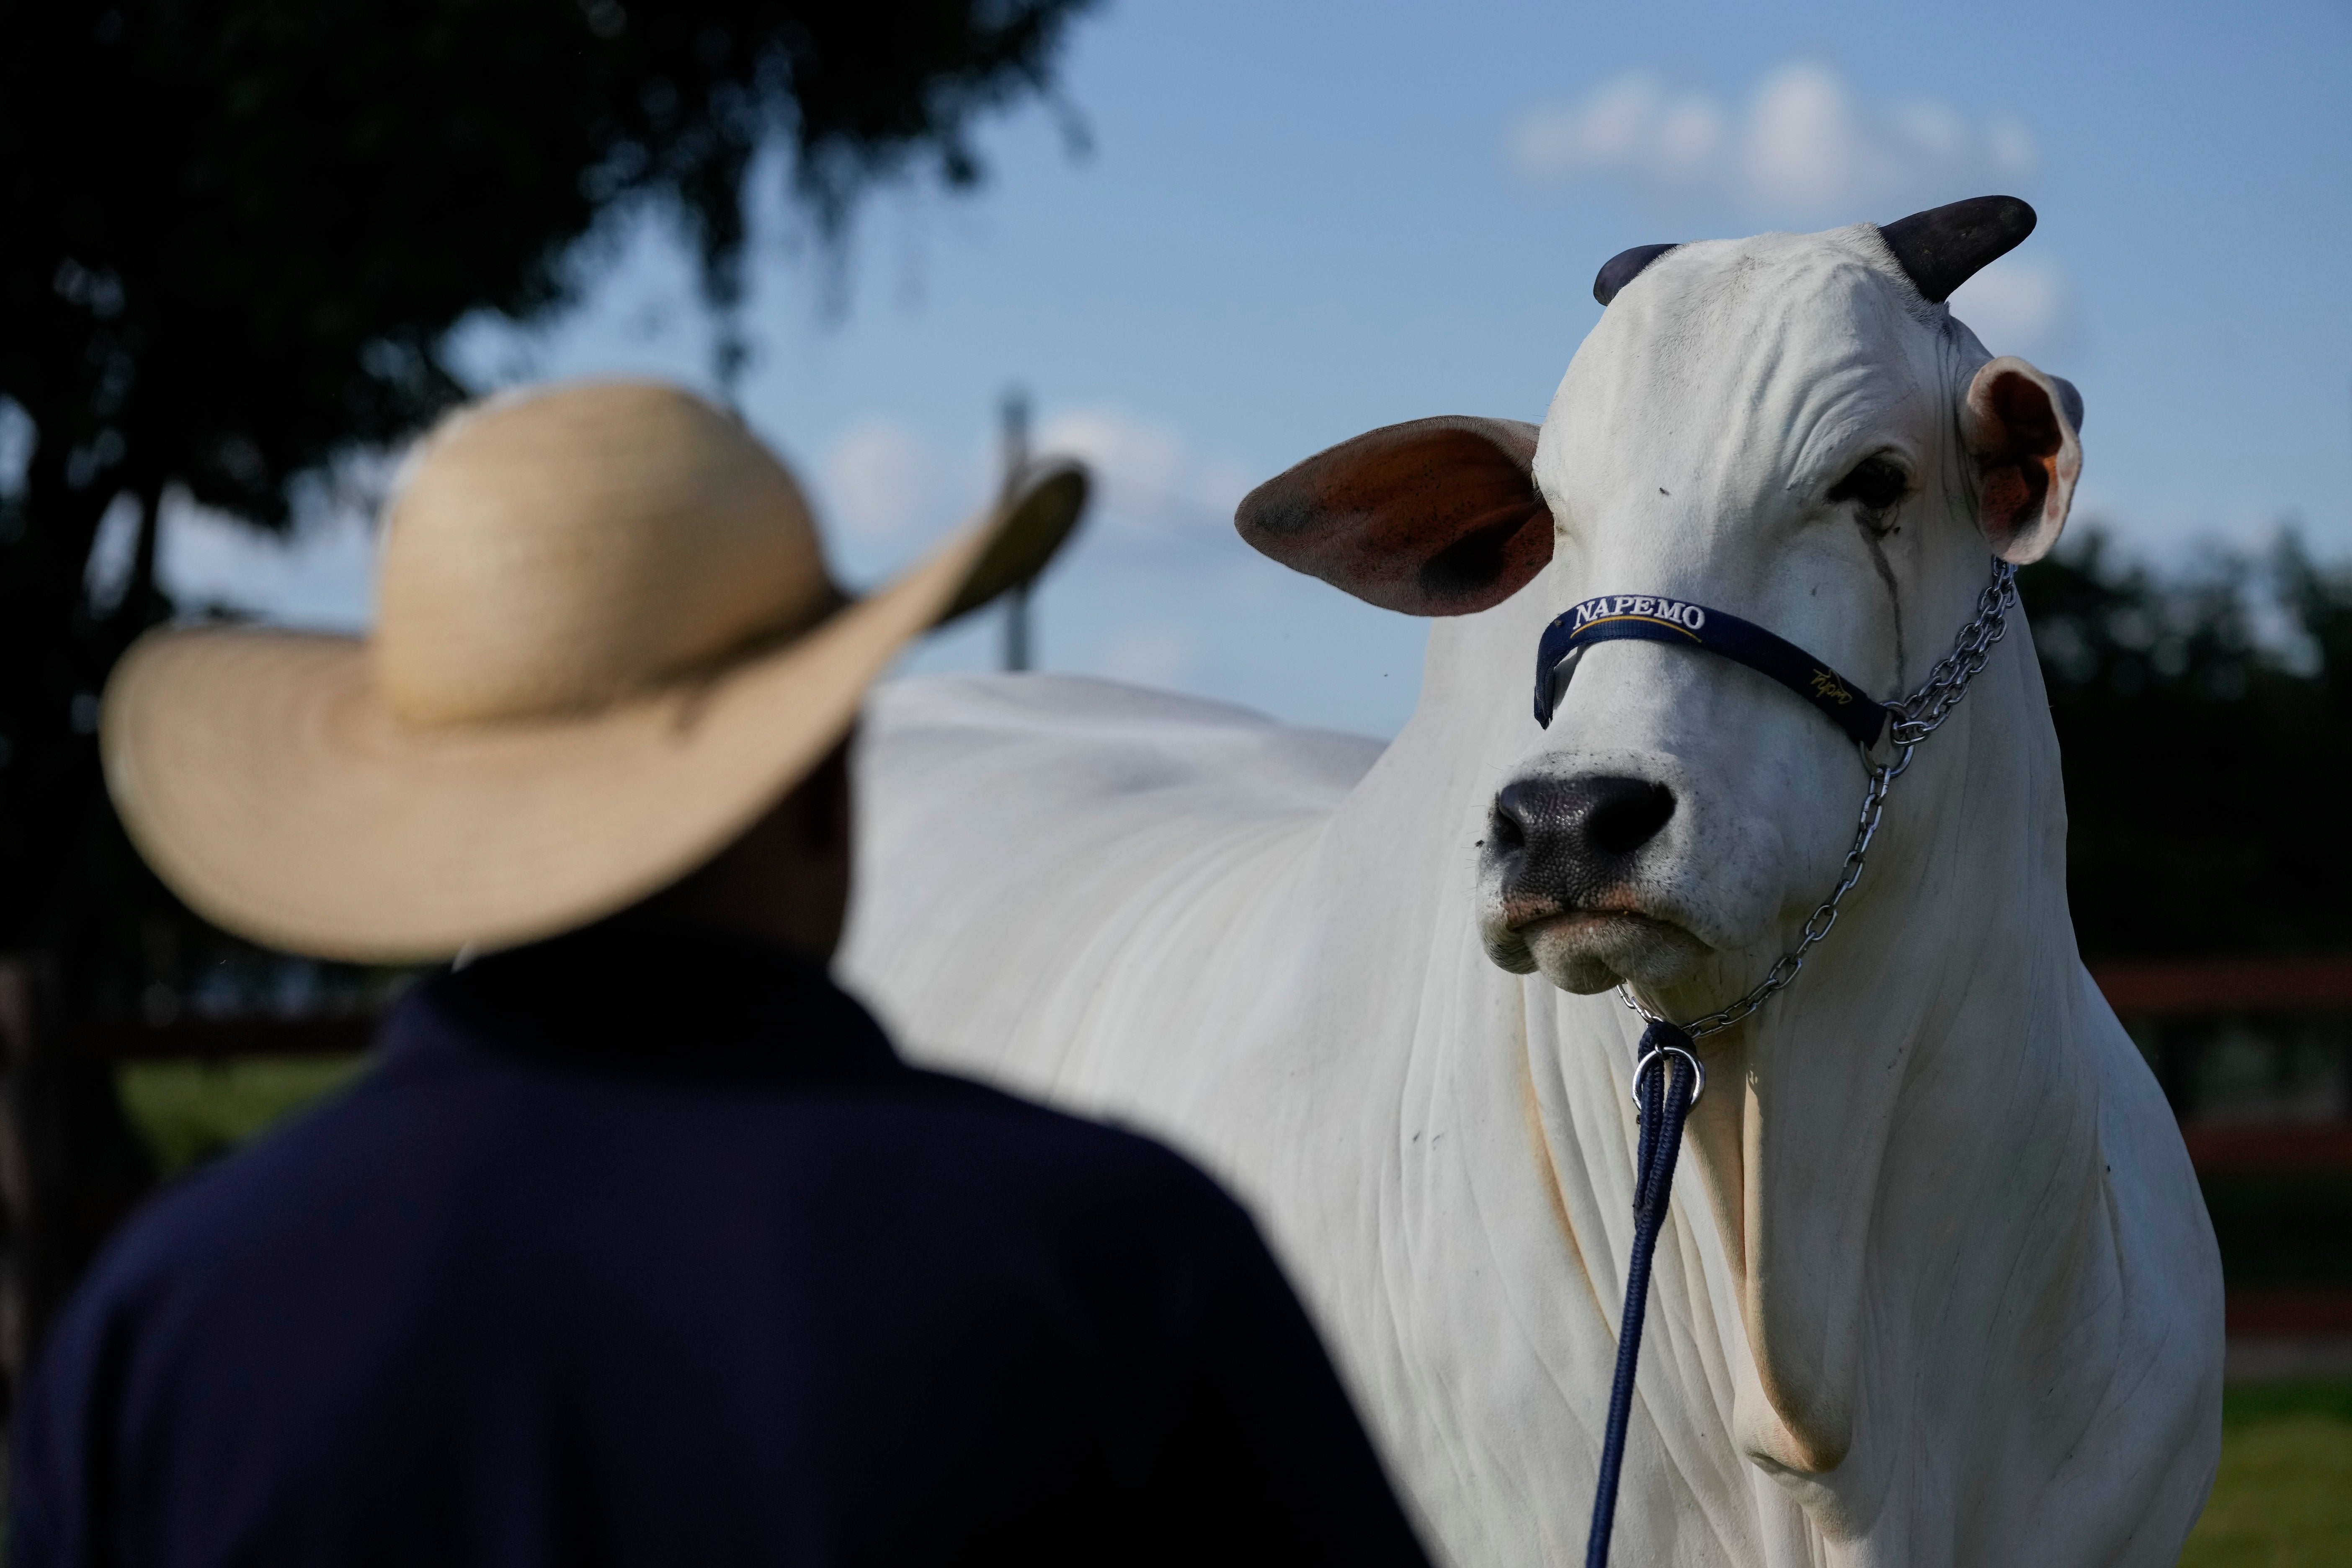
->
[13, 927, 1429, 1566]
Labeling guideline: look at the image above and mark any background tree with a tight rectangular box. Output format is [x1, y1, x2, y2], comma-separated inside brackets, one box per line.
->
[0, 0, 1099, 1003]
[2022, 529, 2352, 960]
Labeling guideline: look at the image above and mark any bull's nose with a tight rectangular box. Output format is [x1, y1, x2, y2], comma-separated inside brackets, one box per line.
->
[1489, 774, 1676, 910]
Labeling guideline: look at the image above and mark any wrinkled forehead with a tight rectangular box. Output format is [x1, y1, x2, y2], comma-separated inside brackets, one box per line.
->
[1540, 226, 1950, 495]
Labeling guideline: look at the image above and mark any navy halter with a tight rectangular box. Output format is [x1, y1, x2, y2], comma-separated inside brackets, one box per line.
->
[1533, 594, 1887, 746]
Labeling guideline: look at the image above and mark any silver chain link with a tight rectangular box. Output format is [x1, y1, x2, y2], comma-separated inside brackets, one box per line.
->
[1885, 559, 2020, 748]
[1619, 560, 2019, 1039]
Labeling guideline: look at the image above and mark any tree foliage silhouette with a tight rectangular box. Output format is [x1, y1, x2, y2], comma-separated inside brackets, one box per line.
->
[2022, 530, 2352, 961]
[0, 0, 1097, 985]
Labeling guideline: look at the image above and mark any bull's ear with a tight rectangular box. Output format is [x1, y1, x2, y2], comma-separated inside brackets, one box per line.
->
[1235, 416, 1553, 615]
[1962, 356, 2081, 564]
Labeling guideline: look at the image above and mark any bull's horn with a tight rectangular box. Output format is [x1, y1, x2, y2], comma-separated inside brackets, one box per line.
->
[1593, 242, 1679, 306]
[1877, 196, 2037, 303]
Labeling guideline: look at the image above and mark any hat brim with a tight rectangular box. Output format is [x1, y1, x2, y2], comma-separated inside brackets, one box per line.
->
[103, 462, 1088, 963]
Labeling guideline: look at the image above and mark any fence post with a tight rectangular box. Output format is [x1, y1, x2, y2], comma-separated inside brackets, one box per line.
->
[1000, 386, 1032, 673]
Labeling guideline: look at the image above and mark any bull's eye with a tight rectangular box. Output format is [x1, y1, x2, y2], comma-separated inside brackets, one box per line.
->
[1828, 456, 1909, 514]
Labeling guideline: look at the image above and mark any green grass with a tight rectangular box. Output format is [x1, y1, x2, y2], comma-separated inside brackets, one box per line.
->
[116, 1055, 367, 1178]
[2181, 1380, 2352, 1566]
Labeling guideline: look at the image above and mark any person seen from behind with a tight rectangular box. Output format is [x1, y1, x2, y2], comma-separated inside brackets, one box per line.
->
[11, 382, 1434, 1566]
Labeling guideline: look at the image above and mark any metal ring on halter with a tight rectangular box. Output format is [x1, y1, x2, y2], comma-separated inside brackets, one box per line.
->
[1857, 717, 1915, 783]
[1630, 1044, 1705, 1111]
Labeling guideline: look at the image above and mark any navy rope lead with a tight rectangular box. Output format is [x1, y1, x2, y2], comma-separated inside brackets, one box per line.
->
[1584, 1024, 1701, 1568]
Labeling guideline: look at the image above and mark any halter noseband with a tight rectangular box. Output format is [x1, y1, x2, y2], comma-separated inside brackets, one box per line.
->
[1532, 593, 1888, 746]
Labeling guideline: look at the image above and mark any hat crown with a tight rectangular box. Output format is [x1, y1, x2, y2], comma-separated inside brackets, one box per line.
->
[374, 382, 833, 725]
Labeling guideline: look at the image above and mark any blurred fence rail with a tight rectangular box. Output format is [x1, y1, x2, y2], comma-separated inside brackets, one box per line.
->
[2092, 956, 2352, 1018]
[2091, 956, 2352, 1131]
[0, 951, 2346, 1409]
[2091, 956, 2352, 1351]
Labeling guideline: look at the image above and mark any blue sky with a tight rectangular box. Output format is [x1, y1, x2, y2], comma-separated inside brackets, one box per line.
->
[152, 0, 2352, 738]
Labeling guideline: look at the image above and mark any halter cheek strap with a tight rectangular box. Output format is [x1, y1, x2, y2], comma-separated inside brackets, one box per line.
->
[1533, 594, 1888, 746]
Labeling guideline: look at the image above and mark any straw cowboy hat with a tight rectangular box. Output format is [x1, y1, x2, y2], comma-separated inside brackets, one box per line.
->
[102, 380, 1087, 964]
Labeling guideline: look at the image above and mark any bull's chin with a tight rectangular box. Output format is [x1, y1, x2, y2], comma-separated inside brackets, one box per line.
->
[1495, 910, 1714, 995]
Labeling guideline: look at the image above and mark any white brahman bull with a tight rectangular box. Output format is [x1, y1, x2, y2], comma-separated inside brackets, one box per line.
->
[839, 197, 2223, 1567]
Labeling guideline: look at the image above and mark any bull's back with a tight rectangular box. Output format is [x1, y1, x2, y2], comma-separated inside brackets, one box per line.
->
[840, 674, 1383, 1127]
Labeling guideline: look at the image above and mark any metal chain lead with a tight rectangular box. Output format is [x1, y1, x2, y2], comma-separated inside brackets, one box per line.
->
[1619, 560, 2019, 1039]
[1885, 559, 2019, 748]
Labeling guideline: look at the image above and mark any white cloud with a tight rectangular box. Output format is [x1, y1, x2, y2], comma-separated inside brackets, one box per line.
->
[1947, 255, 2073, 359]
[158, 487, 377, 631]
[1511, 62, 2037, 225]
[1032, 405, 1256, 540]
[815, 403, 1255, 560]
[819, 417, 971, 542]
[121, 403, 1244, 643]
